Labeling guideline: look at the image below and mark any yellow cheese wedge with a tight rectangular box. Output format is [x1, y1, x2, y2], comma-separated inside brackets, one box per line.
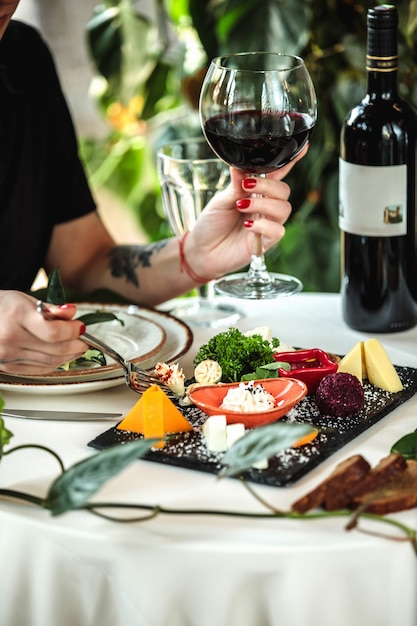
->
[363, 338, 403, 393]
[337, 341, 365, 382]
[361, 344, 368, 380]
[116, 385, 193, 447]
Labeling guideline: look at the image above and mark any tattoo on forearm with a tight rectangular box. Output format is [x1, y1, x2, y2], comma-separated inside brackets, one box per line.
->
[107, 242, 167, 287]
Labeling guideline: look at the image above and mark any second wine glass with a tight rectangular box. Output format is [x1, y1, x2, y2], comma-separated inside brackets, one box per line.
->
[199, 52, 317, 299]
[157, 137, 243, 327]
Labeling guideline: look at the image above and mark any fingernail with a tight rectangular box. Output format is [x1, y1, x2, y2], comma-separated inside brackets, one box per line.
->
[243, 220, 254, 228]
[79, 323, 86, 336]
[236, 198, 251, 210]
[58, 303, 76, 310]
[242, 178, 257, 190]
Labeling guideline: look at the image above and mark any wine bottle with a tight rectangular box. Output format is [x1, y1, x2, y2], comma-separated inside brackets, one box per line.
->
[339, 4, 417, 332]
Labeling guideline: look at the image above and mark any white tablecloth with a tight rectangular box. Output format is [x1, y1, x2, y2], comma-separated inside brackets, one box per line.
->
[0, 293, 416, 626]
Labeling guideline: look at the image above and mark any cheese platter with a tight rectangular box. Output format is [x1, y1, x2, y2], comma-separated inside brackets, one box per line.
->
[88, 363, 417, 487]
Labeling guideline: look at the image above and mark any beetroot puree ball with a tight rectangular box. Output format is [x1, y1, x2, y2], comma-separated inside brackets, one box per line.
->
[315, 372, 364, 417]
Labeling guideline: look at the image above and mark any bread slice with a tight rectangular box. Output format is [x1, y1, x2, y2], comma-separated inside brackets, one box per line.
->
[292, 453, 416, 515]
[349, 453, 407, 497]
[351, 459, 417, 514]
[292, 454, 371, 513]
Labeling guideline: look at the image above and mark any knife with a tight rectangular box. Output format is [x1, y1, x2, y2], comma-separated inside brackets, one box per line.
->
[2, 409, 122, 422]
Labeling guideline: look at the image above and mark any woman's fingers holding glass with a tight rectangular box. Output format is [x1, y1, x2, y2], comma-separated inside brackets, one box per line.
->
[237, 193, 292, 225]
[243, 216, 287, 249]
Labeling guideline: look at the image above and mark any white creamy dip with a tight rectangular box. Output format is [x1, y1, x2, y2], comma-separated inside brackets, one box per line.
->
[220, 381, 275, 413]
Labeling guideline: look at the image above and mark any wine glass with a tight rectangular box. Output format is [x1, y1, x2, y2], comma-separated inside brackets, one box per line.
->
[157, 137, 243, 327]
[199, 52, 317, 299]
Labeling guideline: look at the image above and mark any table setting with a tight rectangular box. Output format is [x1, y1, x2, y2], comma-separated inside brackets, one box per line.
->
[0, 292, 416, 626]
[0, 50, 416, 626]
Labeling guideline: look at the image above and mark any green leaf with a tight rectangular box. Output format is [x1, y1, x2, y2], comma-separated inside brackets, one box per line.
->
[241, 361, 290, 381]
[58, 349, 107, 371]
[220, 422, 316, 477]
[79, 349, 107, 366]
[46, 267, 66, 305]
[188, 0, 219, 61]
[218, 0, 312, 56]
[76, 312, 124, 326]
[45, 438, 158, 516]
[273, 362, 291, 371]
[90, 135, 147, 199]
[165, 0, 189, 22]
[391, 429, 417, 460]
[87, 2, 159, 105]
[86, 6, 123, 84]
[0, 416, 13, 459]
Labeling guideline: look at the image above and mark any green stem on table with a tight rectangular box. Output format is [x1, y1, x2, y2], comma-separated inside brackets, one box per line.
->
[0, 488, 45, 508]
[0, 488, 415, 553]
[5, 444, 65, 473]
[80, 502, 417, 551]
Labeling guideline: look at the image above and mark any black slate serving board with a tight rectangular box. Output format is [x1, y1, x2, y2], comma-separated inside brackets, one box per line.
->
[88, 365, 417, 487]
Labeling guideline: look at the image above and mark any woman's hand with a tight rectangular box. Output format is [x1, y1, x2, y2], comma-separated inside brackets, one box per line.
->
[184, 145, 308, 280]
[0, 291, 86, 375]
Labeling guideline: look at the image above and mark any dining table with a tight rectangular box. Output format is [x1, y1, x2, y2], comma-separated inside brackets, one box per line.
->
[0, 291, 416, 626]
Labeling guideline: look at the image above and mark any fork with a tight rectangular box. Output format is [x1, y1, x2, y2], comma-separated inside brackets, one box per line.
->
[36, 300, 176, 397]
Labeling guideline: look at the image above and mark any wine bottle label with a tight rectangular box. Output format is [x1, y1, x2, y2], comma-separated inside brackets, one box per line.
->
[339, 159, 407, 236]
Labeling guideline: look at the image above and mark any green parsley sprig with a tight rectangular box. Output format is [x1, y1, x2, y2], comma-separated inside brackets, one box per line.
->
[193, 328, 280, 382]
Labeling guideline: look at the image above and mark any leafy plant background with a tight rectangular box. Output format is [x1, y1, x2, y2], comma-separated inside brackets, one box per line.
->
[80, 0, 417, 293]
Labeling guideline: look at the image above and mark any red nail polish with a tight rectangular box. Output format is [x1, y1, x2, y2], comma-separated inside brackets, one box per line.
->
[236, 198, 251, 210]
[58, 303, 76, 310]
[242, 178, 257, 190]
[79, 323, 86, 336]
[243, 220, 254, 228]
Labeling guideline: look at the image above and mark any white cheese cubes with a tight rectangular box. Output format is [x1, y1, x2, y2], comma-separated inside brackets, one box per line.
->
[244, 326, 272, 342]
[202, 414, 228, 452]
[226, 423, 246, 448]
[202, 415, 268, 469]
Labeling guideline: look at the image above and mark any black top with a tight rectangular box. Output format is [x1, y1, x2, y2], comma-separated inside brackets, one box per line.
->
[0, 20, 97, 291]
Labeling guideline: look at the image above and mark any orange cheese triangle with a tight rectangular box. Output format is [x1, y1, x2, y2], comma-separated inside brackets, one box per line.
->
[142, 384, 165, 448]
[116, 385, 193, 447]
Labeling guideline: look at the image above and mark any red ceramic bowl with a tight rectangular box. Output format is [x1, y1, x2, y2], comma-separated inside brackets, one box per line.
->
[188, 378, 308, 428]
[273, 348, 338, 394]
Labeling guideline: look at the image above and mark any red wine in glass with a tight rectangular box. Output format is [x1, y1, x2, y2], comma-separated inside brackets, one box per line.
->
[204, 110, 315, 174]
[199, 52, 317, 299]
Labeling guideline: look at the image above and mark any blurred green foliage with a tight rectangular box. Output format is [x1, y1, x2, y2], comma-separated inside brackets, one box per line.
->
[81, 0, 417, 292]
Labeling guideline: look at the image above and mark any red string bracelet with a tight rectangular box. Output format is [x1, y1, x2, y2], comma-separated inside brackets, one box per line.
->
[178, 232, 210, 285]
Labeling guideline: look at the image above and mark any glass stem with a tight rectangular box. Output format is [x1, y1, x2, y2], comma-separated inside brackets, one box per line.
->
[247, 233, 272, 284]
[197, 281, 215, 300]
[247, 173, 272, 285]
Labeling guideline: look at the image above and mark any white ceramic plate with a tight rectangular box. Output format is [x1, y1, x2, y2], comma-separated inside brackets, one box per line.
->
[0, 304, 193, 395]
[0, 377, 132, 397]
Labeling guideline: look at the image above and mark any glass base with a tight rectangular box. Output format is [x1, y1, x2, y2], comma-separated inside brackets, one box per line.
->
[214, 272, 303, 300]
[169, 298, 243, 328]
